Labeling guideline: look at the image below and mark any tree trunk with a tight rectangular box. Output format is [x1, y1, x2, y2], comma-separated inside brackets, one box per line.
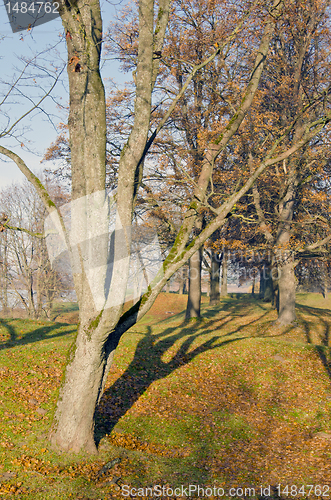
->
[49, 327, 115, 453]
[259, 265, 266, 299]
[220, 254, 228, 296]
[0, 233, 9, 316]
[209, 251, 221, 305]
[263, 276, 274, 302]
[45, 288, 53, 320]
[36, 258, 43, 319]
[178, 266, 187, 294]
[274, 164, 299, 324]
[277, 251, 296, 324]
[186, 248, 202, 319]
[28, 273, 36, 320]
[323, 261, 328, 299]
[48, 0, 168, 453]
[260, 263, 274, 303]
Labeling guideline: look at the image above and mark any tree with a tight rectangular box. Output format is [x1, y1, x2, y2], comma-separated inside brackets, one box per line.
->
[244, 0, 331, 323]
[0, 180, 69, 319]
[2, 0, 331, 453]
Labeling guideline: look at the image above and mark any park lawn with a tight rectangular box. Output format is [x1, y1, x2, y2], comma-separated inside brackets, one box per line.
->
[0, 293, 331, 498]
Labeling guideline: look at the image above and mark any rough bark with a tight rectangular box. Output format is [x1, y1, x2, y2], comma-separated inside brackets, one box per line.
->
[50, 338, 113, 453]
[277, 251, 296, 324]
[275, 164, 299, 324]
[185, 248, 202, 319]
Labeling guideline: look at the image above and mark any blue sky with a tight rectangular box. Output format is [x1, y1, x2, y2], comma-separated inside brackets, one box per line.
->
[0, 0, 127, 189]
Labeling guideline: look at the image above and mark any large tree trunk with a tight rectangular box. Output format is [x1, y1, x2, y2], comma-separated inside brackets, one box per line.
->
[209, 251, 221, 305]
[49, 0, 115, 452]
[277, 251, 296, 324]
[274, 164, 299, 324]
[50, 328, 115, 453]
[186, 249, 202, 319]
[49, 0, 163, 453]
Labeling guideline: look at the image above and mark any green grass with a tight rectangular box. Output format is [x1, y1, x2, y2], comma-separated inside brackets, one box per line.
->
[0, 293, 331, 498]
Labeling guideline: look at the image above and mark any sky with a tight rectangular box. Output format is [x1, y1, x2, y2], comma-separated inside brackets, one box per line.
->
[0, 0, 127, 190]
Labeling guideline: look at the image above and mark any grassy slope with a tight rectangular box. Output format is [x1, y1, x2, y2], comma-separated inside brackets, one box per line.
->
[0, 293, 331, 498]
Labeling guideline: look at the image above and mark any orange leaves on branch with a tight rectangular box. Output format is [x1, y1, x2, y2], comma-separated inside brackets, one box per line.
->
[0, 213, 8, 232]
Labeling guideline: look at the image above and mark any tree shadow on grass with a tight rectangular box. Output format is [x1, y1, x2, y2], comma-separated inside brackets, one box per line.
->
[94, 298, 331, 492]
[94, 302, 272, 446]
[0, 318, 76, 351]
[296, 303, 331, 379]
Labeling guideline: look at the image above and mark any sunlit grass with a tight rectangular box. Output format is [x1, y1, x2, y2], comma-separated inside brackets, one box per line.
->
[0, 293, 330, 498]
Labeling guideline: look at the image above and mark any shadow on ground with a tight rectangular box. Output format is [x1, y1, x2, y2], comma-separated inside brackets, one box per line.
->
[296, 303, 331, 379]
[95, 297, 292, 444]
[0, 318, 76, 351]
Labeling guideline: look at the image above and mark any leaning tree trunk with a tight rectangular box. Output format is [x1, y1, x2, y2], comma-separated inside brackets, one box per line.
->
[186, 249, 202, 319]
[50, 334, 113, 452]
[209, 251, 221, 305]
